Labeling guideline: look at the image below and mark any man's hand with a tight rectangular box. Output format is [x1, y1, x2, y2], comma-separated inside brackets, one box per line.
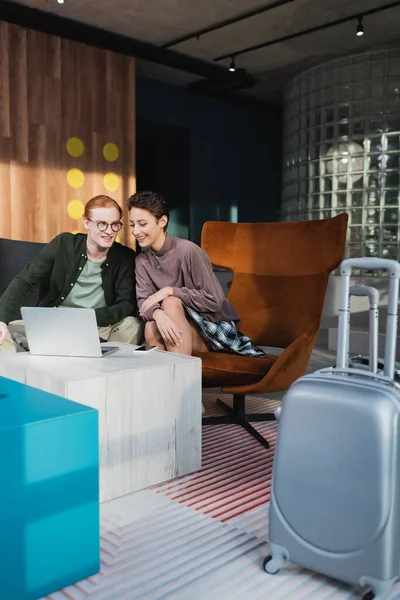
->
[140, 287, 173, 316]
[153, 309, 182, 346]
[0, 321, 9, 344]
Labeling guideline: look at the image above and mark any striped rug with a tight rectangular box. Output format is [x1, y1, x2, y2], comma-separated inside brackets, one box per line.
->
[42, 391, 400, 600]
[155, 392, 280, 522]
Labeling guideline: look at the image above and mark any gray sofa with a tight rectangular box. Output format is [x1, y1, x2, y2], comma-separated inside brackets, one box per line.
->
[0, 238, 48, 322]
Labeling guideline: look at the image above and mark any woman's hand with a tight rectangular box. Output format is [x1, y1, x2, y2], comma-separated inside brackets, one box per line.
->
[153, 309, 182, 346]
[140, 287, 173, 315]
[0, 321, 8, 344]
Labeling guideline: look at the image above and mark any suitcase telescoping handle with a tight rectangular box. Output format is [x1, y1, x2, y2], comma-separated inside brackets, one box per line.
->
[337, 258, 400, 379]
[349, 285, 379, 374]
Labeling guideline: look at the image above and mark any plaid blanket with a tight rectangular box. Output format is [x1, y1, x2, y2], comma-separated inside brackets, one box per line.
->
[184, 305, 265, 357]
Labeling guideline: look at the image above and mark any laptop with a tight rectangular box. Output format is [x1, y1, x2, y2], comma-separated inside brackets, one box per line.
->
[21, 307, 119, 358]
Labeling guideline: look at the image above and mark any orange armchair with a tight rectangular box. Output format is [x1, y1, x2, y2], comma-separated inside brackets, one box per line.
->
[198, 213, 348, 448]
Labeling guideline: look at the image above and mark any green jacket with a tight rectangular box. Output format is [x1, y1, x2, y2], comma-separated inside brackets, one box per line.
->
[0, 233, 137, 327]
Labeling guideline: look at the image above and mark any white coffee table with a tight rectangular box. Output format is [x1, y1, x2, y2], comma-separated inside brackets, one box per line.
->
[0, 344, 202, 502]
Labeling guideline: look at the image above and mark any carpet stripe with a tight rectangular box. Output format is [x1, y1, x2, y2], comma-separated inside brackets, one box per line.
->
[153, 542, 268, 600]
[81, 507, 268, 600]
[162, 459, 274, 502]
[107, 538, 266, 600]
[158, 452, 275, 496]
[115, 521, 240, 570]
[155, 393, 278, 521]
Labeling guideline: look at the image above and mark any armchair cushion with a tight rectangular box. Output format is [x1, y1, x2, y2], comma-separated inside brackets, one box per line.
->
[195, 351, 277, 387]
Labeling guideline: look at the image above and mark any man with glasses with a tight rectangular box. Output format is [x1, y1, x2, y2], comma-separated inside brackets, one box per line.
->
[0, 195, 142, 353]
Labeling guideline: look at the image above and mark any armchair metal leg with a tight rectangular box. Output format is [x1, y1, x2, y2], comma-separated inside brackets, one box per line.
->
[245, 413, 277, 422]
[239, 417, 270, 450]
[202, 393, 274, 449]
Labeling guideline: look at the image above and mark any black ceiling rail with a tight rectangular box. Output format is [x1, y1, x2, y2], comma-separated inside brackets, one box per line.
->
[161, 0, 297, 49]
[214, 0, 400, 62]
[0, 0, 226, 80]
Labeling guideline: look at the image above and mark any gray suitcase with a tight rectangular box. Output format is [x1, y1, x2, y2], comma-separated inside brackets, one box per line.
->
[264, 257, 400, 600]
[346, 284, 400, 379]
[348, 284, 379, 374]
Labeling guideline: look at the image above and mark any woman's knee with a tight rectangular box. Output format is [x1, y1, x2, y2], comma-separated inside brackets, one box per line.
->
[161, 296, 184, 315]
[145, 321, 160, 343]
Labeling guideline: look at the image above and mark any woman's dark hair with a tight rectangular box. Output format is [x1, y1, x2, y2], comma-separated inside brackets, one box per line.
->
[127, 190, 169, 231]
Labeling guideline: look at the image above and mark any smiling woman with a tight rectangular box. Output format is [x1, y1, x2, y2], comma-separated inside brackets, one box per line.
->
[127, 190, 265, 359]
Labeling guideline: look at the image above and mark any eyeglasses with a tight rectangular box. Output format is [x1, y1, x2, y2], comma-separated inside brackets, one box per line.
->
[88, 219, 123, 233]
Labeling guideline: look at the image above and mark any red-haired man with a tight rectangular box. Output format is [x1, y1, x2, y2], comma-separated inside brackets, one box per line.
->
[0, 195, 141, 353]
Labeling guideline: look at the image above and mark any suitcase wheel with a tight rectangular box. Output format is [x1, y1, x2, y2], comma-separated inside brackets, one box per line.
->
[263, 555, 281, 575]
[362, 592, 375, 600]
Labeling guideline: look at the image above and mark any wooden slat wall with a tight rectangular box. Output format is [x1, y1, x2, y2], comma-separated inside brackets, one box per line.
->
[0, 22, 136, 246]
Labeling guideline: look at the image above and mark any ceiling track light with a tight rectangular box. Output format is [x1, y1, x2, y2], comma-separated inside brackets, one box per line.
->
[229, 56, 236, 72]
[215, 0, 400, 63]
[356, 15, 364, 36]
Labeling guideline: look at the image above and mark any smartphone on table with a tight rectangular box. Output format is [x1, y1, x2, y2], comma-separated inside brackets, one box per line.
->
[133, 345, 158, 353]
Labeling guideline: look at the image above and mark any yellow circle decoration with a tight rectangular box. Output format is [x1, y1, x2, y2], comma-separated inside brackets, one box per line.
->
[67, 199, 85, 220]
[66, 137, 84, 158]
[103, 142, 119, 162]
[67, 168, 85, 189]
[103, 172, 119, 192]
[116, 235, 121, 243]
[71, 230, 80, 235]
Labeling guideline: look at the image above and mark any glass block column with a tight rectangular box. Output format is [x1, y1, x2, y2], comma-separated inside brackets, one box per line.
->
[282, 49, 400, 269]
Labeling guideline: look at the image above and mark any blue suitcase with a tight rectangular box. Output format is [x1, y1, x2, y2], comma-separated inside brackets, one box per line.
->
[264, 257, 400, 600]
